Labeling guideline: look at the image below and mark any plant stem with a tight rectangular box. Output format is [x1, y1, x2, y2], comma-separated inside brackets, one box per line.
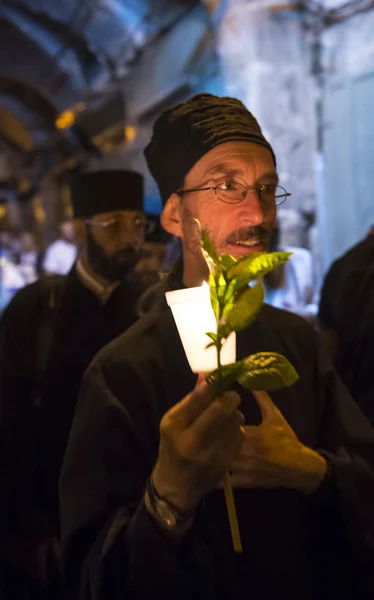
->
[217, 303, 224, 380]
[217, 342, 222, 379]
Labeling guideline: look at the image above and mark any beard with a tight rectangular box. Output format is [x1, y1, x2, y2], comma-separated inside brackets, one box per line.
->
[86, 229, 139, 282]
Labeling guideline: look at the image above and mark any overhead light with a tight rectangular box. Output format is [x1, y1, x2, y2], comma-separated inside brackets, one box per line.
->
[19, 179, 31, 193]
[125, 125, 137, 143]
[55, 110, 75, 130]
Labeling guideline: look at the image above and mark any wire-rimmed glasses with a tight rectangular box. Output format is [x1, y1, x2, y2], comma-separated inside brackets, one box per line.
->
[177, 181, 290, 207]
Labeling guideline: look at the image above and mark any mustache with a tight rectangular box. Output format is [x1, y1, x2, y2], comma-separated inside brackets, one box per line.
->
[114, 247, 138, 261]
[225, 226, 269, 245]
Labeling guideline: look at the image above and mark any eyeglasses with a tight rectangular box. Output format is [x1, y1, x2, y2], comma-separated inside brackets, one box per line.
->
[177, 181, 291, 207]
[85, 215, 152, 235]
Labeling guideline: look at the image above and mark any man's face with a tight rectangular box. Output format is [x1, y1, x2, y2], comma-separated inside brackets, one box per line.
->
[169, 141, 277, 282]
[60, 221, 76, 243]
[0, 231, 12, 250]
[86, 209, 145, 281]
[21, 232, 36, 253]
[135, 242, 167, 288]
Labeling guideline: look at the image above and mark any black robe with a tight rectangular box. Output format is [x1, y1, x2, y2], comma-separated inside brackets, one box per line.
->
[318, 235, 374, 424]
[0, 267, 141, 539]
[60, 300, 374, 600]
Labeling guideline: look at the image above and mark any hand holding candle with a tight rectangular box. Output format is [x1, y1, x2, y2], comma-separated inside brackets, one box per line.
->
[152, 379, 245, 515]
[165, 222, 299, 552]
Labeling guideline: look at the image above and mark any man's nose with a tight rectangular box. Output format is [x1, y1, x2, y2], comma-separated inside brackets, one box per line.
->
[119, 227, 140, 246]
[239, 189, 267, 226]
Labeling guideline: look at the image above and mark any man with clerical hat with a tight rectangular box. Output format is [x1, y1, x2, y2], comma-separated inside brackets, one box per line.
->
[0, 169, 145, 599]
[135, 214, 171, 290]
[60, 95, 374, 600]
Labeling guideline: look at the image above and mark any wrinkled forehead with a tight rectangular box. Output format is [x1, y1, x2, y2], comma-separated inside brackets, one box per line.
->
[185, 141, 277, 185]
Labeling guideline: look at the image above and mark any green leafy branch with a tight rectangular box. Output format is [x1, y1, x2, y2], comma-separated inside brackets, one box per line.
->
[198, 222, 299, 394]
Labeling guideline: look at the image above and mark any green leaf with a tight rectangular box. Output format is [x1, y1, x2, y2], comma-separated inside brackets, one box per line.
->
[209, 272, 220, 320]
[227, 252, 291, 291]
[219, 254, 237, 272]
[221, 281, 264, 336]
[205, 332, 221, 350]
[216, 273, 228, 301]
[206, 332, 218, 343]
[221, 278, 237, 320]
[206, 360, 244, 394]
[236, 352, 299, 391]
[197, 221, 221, 277]
[208, 271, 228, 321]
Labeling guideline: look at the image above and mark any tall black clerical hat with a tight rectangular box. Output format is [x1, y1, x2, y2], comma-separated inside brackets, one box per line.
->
[71, 170, 144, 219]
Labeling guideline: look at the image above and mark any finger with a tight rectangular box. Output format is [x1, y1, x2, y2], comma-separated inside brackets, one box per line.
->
[207, 416, 245, 467]
[168, 380, 214, 427]
[229, 456, 259, 473]
[252, 390, 284, 423]
[195, 373, 206, 387]
[229, 470, 279, 489]
[240, 424, 262, 436]
[193, 391, 242, 438]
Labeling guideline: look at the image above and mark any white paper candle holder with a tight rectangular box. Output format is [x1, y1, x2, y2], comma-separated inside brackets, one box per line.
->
[165, 283, 236, 373]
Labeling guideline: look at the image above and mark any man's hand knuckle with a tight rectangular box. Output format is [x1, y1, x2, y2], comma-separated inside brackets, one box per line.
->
[234, 410, 245, 426]
[210, 401, 226, 418]
[223, 392, 241, 409]
[160, 414, 172, 435]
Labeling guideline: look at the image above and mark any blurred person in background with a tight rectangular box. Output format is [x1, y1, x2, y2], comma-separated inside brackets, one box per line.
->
[43, 219, 77, 276]
[264, 222, 317, 320]
[14, 231, 43, 284]
[0, 169, 144, 600]
[0, 230, 14, 258]
[0, 230, 20, 313]
[318, 227, 374, 425]
[0, 230, 39, 312]
[136, 231, 181, 316]
[135, 214, 171, 289]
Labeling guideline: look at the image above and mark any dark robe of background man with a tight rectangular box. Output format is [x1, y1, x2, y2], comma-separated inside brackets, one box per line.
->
[60, 94, 374, 600]
[0, 169, 144, 600]
[318, 229, 374, 425]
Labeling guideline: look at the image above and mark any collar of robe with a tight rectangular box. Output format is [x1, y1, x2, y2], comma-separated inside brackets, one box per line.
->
[76, 259, 119, 304]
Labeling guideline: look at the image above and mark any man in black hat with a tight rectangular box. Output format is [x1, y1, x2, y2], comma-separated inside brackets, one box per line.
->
[60, 96, 374, 600]
[135, 214, 171, 288]
[0, 170, 145, 599]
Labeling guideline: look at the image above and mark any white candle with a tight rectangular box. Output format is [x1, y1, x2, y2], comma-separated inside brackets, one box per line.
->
[165, 283, 236, 373]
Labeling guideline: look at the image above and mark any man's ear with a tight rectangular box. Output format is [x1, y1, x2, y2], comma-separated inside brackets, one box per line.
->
[161, 194, 183, 238]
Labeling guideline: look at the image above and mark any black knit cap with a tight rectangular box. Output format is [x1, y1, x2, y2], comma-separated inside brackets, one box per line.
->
[144, 93, 276, 205]
[71, 170, 144, 219]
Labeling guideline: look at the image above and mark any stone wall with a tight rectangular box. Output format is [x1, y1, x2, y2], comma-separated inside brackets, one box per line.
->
[217, 0, 318, 248]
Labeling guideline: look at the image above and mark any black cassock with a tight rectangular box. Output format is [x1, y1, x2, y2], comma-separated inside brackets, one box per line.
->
[319, 234, 374, 425]
[60, 300, 374, 600]
[0, 267, 141, 539]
